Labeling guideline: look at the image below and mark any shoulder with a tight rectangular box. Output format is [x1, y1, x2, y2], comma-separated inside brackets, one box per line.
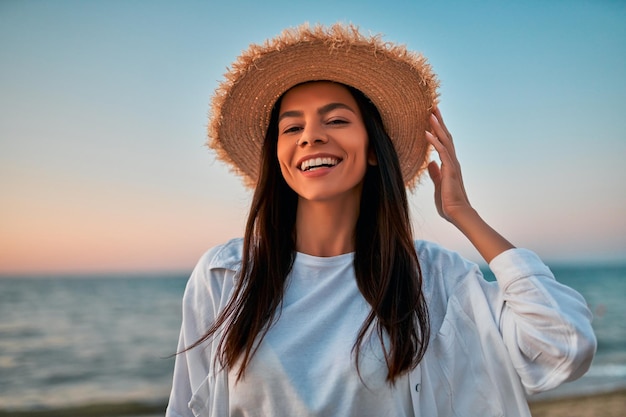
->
[196, 237, 244, 272]
[413, 239, 486, 301]
[413, 239, 479, 276]
[185, 237, 244, 296]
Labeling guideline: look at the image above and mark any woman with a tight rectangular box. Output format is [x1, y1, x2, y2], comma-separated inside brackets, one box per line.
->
[166, 24, 595, 417]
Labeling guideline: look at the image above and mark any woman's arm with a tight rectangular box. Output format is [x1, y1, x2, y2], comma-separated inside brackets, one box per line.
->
[425, 106, 514, 263]
[424, 107, 596, 393]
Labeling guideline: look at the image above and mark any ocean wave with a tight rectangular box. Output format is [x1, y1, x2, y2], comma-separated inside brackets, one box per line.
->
[586, 364, 626, 378]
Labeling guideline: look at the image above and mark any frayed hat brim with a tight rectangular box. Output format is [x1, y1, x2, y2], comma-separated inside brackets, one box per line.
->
[208, 23, 440, 189]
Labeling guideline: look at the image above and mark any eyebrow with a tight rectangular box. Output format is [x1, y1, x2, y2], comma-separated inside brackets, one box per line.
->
[278, 102, 356, 123]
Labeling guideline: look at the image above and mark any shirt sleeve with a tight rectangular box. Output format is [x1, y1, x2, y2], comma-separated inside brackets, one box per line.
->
[166, 246, 232, 417]
[488, 248, 597, 394]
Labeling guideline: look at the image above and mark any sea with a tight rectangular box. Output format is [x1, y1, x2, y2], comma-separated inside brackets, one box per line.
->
[1, 263, 625, 416]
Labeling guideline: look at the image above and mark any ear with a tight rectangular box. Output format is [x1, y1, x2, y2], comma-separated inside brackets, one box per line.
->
[367, 148, 378, 166]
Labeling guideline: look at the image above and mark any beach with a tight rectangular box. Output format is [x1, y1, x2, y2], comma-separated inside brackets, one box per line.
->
[0, 390, 625, 417]
[529, 389, 626, 417]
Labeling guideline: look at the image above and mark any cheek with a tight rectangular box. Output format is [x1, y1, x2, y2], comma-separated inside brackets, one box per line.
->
[275, 139, 288, 165]
[276, 141, 294, 178]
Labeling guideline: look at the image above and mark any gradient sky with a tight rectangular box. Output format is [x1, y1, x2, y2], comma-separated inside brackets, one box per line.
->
[1, 0, 625, 274]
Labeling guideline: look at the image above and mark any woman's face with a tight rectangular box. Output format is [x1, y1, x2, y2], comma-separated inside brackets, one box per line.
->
[276, 82, 374, 203]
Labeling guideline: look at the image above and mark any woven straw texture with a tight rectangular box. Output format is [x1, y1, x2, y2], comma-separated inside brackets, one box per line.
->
[209, 23, 439, 189]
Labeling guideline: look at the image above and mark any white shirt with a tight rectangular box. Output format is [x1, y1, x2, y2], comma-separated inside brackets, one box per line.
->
[227, 251, 413, 417]
[166, 239, 596, 417]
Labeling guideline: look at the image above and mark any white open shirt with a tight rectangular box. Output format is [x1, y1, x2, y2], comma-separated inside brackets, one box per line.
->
[166, 238, 596, 417]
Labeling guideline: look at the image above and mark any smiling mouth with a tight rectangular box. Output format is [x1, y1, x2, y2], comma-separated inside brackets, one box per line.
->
[299, 157, 341, 172]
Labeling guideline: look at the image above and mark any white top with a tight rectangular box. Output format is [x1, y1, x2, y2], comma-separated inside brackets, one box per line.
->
[227, 251, 413, 417]
[166, 239, 596, 417]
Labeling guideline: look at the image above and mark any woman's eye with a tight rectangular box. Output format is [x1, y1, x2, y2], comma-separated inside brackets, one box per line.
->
[327, 119, 348, 125]
[283, 126, 302, 134]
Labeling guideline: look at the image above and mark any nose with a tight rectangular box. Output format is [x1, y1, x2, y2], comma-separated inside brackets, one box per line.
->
[297, 124, 328, 147]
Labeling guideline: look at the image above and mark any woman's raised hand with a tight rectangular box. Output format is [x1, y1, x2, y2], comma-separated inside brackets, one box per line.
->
[424, 106, 515, 263]
[424, 106, 472, 226]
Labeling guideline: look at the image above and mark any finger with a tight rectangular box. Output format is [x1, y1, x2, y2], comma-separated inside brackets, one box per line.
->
[425, 130, 446, 158]
[425, 130, 464, 186]
[427, 160, 441, 184]
[427, 161, 444, 218]
[432, 105, 453, 141]
[429, 113, 452, 148]
[427, 118, 457, 163]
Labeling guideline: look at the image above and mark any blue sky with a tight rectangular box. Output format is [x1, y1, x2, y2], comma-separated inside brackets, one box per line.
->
[1, 0, 625, 273]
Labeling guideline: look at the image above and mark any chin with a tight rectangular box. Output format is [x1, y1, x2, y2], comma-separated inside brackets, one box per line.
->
[295, 185, 363, 204]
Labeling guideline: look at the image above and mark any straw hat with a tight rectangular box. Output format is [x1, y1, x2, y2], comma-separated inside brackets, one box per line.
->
[208, 23, 439, 189]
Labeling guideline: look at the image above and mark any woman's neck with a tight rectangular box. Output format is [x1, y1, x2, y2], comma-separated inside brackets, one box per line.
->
[294, 197, 360, 257]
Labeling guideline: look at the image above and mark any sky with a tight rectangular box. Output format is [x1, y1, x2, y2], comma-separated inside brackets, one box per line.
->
[1, 0, 625, 274]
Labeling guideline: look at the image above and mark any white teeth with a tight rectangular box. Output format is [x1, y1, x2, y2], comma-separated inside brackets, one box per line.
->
[300, 157, 339, 171]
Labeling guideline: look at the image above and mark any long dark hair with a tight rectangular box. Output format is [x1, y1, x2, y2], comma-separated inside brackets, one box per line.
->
[188, 82, 429, 383]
